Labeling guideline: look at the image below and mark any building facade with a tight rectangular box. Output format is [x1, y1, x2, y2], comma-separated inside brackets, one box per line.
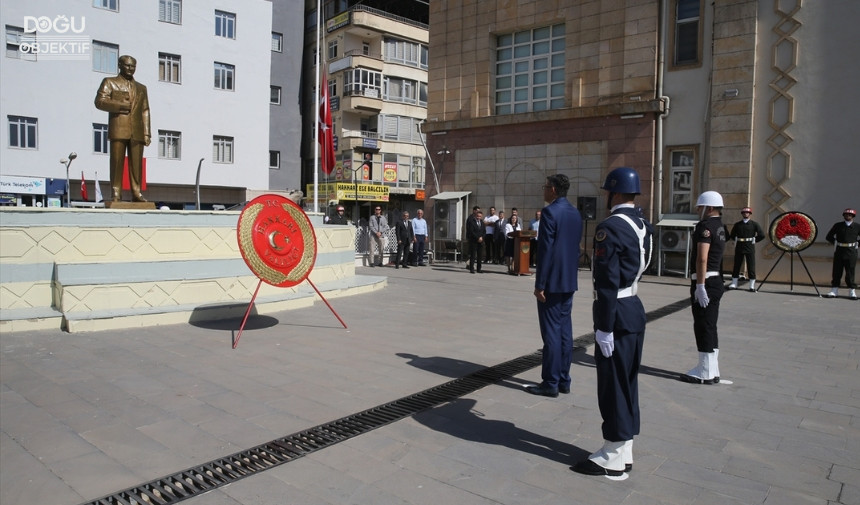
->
[423, 0, 860, 281]
[1, 0, 275, 209]
[303, 1, 429, 226]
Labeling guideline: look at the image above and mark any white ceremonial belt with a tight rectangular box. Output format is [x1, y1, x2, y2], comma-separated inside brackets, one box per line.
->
[691, 271, 720, 280]
[617, 283, 639, 298]
[737, 238, 755, 242]
[836, 242, 858, 247]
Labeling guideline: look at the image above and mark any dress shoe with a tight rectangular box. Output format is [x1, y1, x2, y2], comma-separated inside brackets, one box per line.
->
[571, 459, 624, 477]
[625, 464, 633, 473]
[402, 265, 409, 269]
[395, 266, 399, 269]
[526, 385, 559, 398]
[559, 384, 570, 394]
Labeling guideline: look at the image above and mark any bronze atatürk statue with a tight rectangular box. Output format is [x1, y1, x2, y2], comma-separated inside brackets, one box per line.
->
[94, 55, 151, 202]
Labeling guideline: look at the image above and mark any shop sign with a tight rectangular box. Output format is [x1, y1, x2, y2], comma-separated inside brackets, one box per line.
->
[306, 182, 390, 203]
[0, 175, 46, 195]
[383, 162, 397, 182]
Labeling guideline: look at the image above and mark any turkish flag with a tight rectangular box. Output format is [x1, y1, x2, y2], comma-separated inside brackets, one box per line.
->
[318, 73, 336, 175]
[80, 171, 88, 201]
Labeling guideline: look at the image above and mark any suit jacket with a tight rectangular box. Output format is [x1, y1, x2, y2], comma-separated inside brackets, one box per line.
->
[465, 215, 484, 243]
[94, 76, 151, 142]
[535, 197, 582, 293]
[395, 219, 414, 243]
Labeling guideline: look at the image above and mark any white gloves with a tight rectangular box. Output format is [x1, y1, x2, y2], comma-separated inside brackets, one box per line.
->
[595, 330, 614, 358]
[695, 284, 709, 308]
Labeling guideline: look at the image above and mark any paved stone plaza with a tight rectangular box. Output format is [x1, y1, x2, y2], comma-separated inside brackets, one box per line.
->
[1, 262, 857, 505]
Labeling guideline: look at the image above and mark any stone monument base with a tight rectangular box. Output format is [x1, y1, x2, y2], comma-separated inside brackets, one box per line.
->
[105, 201, 156, 210]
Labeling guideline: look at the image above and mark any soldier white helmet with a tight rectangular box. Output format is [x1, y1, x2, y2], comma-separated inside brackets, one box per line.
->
[696, 191, 724, 208]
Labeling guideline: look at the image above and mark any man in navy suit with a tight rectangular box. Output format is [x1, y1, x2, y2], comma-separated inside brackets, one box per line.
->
[394, 210, 415, 269]
[573, 167, 653, 480]
[530, 174, 582, 397]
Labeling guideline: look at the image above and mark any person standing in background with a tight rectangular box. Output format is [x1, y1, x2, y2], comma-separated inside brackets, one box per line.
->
[728, 207, 765, 291]
[412, 209, 428, 266]
[824, 208, 859, 299]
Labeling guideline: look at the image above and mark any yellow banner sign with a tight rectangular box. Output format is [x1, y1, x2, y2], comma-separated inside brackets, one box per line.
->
[306, 183, 390, 203]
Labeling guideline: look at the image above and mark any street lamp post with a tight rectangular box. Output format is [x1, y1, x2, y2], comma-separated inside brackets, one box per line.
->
[61, 152, 77, 207]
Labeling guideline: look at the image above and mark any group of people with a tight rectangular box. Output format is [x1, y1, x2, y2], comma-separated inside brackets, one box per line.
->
[364, 205, 429, 269]
[465, 206, 541, 274]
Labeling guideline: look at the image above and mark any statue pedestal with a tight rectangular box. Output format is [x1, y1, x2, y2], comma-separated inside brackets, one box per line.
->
[105, 201, 156, 210]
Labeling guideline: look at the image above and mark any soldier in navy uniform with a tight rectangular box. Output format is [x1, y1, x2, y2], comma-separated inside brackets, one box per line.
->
[681, 191, 727, 385]
[824, 208, 860, 299]
[572, 167, 652, 480]
[728, 207, 765, 291]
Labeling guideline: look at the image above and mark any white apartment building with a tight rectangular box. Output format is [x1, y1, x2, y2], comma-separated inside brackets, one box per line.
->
[0, 0, 273, 208]
[306, 3, 429, 223]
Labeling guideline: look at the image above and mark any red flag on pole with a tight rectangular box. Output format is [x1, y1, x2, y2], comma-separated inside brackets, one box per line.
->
[80, 171, 89, 201]
[318, 73, 336, 175]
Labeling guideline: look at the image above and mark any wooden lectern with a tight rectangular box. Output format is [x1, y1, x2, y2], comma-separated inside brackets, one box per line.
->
[512, 230, 536, 275]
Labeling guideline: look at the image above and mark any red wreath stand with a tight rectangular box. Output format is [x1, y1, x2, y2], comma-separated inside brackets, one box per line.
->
[233, 195, 347, 348]
[757, 211, 822, 296]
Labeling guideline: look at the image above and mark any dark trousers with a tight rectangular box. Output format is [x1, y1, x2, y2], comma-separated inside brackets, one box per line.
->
[831, 247, 858, 288]
[690, 276, 724, 352]
[595, 328, 643, 441]
[395, 241, 410, 267]
[731, 249, 756, 279]
[414, 235, 426, 264]
[530, 238, 538, 266]
[536, 292, 574, 390]
[484, 234, 495, 262]
[468, 240, 483, 272]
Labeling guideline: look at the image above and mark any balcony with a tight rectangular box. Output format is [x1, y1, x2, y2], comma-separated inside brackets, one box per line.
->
[329, 50, 383, 74]
[342, 87, 382, 114]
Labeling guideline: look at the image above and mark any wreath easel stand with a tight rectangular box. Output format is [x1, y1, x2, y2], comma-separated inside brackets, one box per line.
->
[756, 211, 822, 296]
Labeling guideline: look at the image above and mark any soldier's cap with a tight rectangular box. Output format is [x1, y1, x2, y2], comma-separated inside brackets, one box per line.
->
[741, 207, 752, 214]
[844, 208, 857, 216]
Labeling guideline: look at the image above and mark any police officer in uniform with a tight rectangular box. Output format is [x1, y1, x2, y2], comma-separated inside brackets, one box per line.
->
[572, 167, 652, 480]
[824, 208, 860, 299]
[681, 191, 726, 385]
[728, 207, 765, 291]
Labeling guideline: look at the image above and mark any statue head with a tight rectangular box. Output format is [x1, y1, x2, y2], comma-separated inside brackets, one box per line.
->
[118, 55, 137, 79]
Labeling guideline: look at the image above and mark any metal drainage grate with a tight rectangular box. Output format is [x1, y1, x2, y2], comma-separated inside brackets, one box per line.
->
[80, 297, 690, 505]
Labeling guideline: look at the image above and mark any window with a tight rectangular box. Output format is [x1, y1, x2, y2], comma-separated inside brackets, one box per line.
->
[6, 25, 36, 61]
[384, 38, 428, 69]
[383, 77, 427, 106]
[270, 85, 281, 104]
[93, 0, 118, 12]
[92, 41, 118, 73]
[343, 68, 381, 97]
[158, 130, 181, 159]
[379, 115, 423, 144]
[328, 79, 337, 99]
[8, 115, 37, 149]
[495, 23, 566, 115]
[215, 10, 235, 39]
[269, 151, 280, 169]
[159, 0, 181, 24]
[93, 123, 109, 153]
[272, 32, 283, 52]
[158, 53, 181, 83]
[673, 0, 701, 66]
[669, 148, 695, 213]
[327, 39, 338, 60]
[214, 62, 234, 90]
[213, 136, 233, 163]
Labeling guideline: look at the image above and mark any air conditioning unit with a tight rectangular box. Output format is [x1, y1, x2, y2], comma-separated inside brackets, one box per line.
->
[661, 228, 689, 252]
[433, 200, 463, 240]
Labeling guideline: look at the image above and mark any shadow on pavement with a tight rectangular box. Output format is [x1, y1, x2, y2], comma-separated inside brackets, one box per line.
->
[413, 398, 587, 465]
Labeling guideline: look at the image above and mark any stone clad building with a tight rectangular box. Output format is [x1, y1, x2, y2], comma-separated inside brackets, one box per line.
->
[422, 0, 860, 282]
